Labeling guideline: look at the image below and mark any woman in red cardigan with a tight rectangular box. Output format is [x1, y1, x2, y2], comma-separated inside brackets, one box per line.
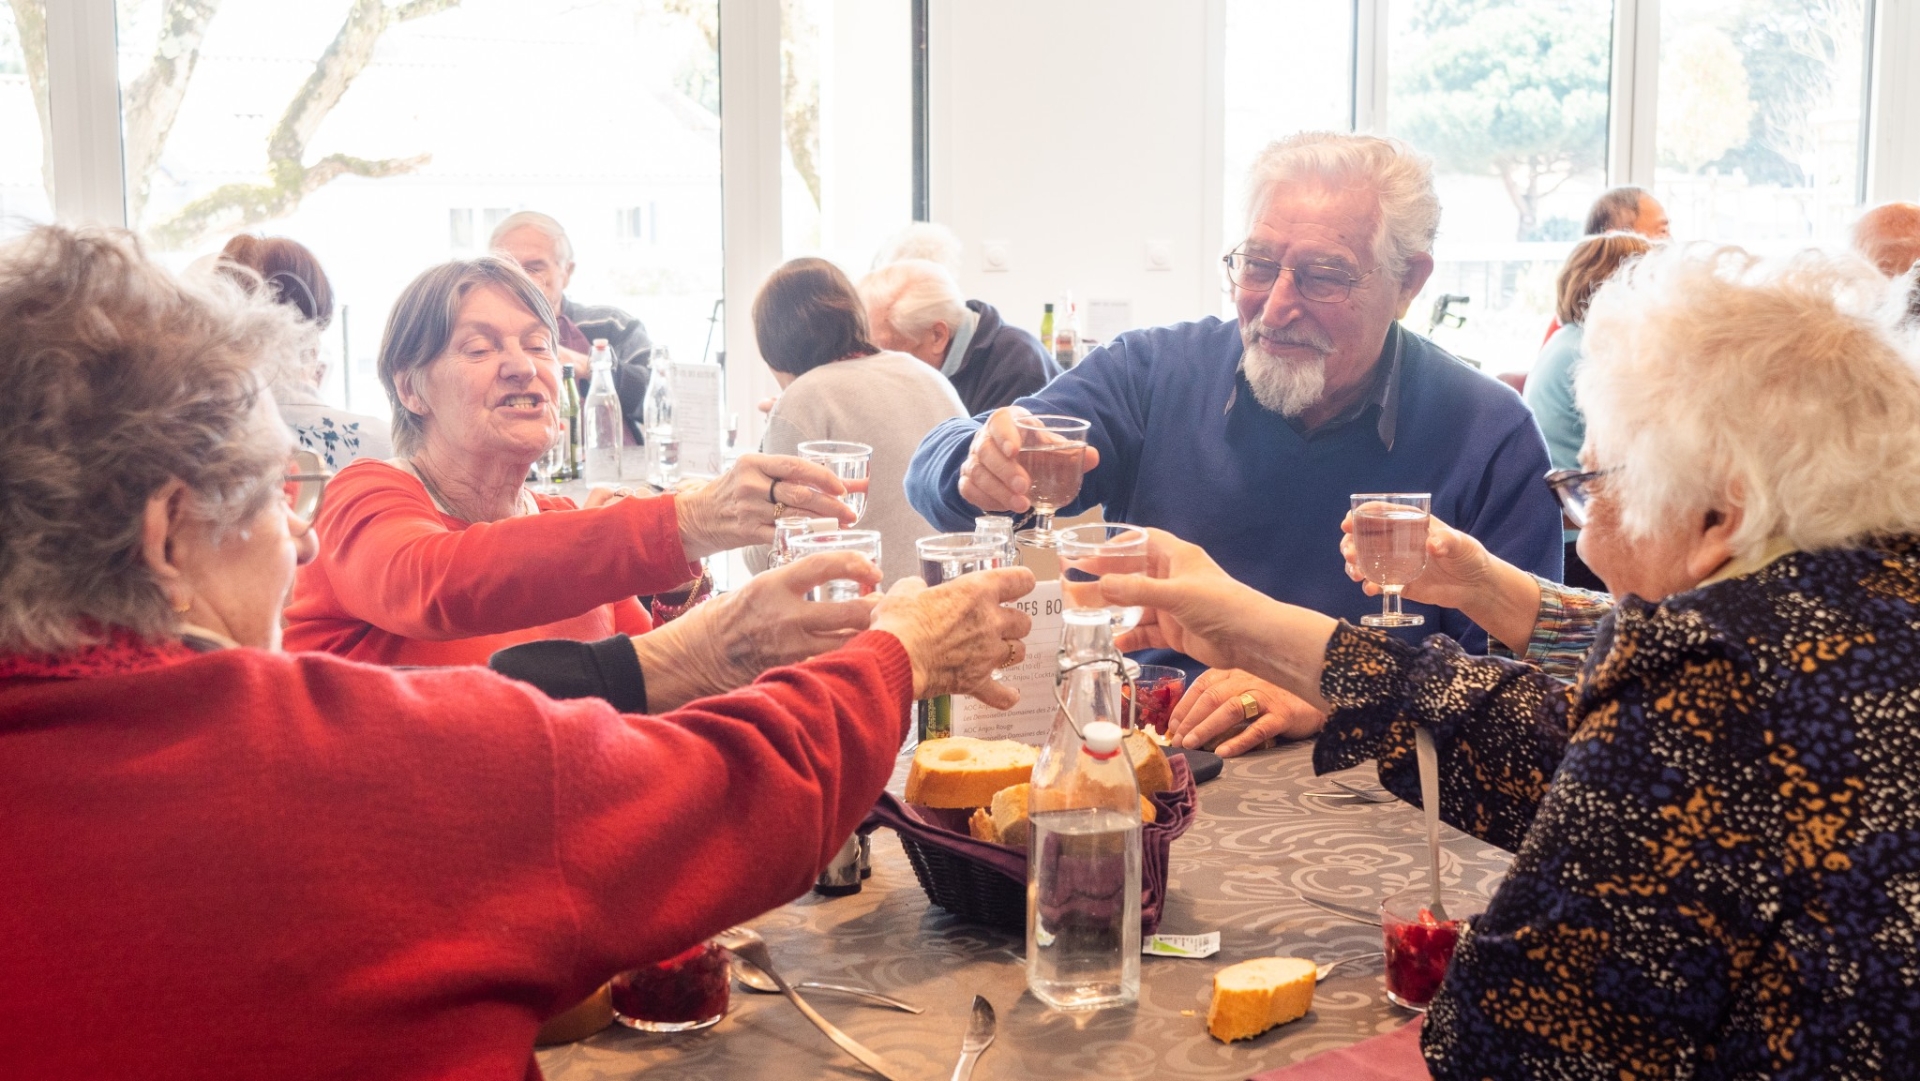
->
[0, 225, 1033, 1080]
[283, 254, 860, 666]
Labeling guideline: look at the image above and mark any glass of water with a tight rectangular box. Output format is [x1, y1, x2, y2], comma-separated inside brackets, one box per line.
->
[1350, 493, 1432, 628]
[796, 440, 872, 524]
[786, 529, 882, 601]
[915, 532, 1008, 586]
[1057, 523, 1149, 631]
[769, 515, 815, 568]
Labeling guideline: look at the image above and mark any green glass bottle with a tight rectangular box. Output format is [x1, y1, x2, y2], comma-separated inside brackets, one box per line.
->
[559, 363, 582, 481]
[1039, 303, 1055, 352]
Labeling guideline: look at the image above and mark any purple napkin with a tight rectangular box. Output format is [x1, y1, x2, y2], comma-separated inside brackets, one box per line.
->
[1245, 1018, 1428, 1081]
[863, 754, 1197, 935]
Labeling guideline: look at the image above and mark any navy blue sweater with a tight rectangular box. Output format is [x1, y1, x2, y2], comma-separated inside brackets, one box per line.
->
[906, 317, 1564, 669]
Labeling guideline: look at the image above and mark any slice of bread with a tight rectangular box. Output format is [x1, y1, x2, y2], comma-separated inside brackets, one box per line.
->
[1123, 729, 1175, 794]
[987, 783, 1155, 852]
[903, 738, 1038, 809]
[1207, 957, 1317, 1042]
[967, 807, 998, 844]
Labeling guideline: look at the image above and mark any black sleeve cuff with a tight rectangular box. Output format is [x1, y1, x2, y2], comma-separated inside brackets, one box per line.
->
[488, 635, 649, 713]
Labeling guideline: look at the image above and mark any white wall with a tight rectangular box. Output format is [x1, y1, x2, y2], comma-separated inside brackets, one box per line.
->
[928, 0, 1225, 343]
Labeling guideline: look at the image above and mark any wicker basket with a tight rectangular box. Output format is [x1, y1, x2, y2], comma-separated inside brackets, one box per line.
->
[864, 755, 1198, 934]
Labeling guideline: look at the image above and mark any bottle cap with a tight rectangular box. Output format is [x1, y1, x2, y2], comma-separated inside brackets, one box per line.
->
[1082, 721, 1123, 757]
[592, 338, 610, 348]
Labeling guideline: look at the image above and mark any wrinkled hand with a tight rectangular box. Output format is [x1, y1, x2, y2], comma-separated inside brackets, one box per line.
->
[1340, 510, 1493, 610]
[957, 405, 1102, 514]
[582, 485, 639, 510]
[870, 567, 1036, 708]
[1099, 529, 1272, 673]
[674, 452, 857, 559]
[650, 551, 883, 700]
[1167, 669, 1325, 757]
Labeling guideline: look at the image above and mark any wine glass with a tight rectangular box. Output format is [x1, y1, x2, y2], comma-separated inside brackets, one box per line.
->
[1350, 493, 1431, 627]
[915, 532, 1008, 586]
[1011, 415, 1091, 549]
[796, 440, 872, 524]
[1056, 523, 1148, 631]
[785, 529, 882, 601]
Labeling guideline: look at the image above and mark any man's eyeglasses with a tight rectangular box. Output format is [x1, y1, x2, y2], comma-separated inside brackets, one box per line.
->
[285, 450, 333, 522]
[1544, 468, 1609, 529]
[1222, 251, 1376, 304]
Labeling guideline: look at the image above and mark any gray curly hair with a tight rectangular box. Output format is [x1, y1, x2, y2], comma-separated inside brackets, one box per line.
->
[1242, 131, 1441, 281]
[0, 226, 307, 654]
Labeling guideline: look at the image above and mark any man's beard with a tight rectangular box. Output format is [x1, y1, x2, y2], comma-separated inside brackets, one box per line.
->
[1241, 325, 1335, 417]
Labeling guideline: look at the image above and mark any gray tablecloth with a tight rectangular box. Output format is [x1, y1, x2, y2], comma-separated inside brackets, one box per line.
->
[538, 739, 1511, 1081]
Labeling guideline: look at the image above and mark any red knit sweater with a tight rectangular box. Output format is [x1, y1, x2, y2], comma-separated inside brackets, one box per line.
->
[0, 629, 913, 1080]
[283, 461, 699, 666]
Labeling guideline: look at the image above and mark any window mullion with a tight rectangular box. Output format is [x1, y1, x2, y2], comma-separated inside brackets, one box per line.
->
[45, 0, 126, 226]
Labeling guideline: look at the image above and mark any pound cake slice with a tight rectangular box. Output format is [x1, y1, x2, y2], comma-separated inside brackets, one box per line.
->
[903, 738, 1038, 808]
[1207, 957, 1316, 1042]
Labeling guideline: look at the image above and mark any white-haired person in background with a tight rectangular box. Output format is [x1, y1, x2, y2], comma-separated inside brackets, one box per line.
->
[1101, 243, 1920, 1078]
[859, 258, 1058, 415]
[491, 210, 652, 440]
[907, 131, 1564, 756]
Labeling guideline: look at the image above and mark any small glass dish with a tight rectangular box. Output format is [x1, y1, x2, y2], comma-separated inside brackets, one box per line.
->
[610, 940, 732, 1032]
[1381, 887, 1485, 1011]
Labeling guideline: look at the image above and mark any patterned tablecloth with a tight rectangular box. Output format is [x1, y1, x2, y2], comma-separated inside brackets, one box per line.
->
[538, 739, 1511, 1081]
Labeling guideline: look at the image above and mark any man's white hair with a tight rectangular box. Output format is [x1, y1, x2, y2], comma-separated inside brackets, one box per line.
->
[858, 259, 967, 343]
[1580, 243, 1920, 560]
[872, 222, 963, 273]
[489, 210, 573, 265]
[1243, 132, 1440, 280]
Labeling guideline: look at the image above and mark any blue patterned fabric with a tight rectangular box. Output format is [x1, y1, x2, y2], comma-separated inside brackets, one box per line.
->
[1316, 534, 1920, 1079]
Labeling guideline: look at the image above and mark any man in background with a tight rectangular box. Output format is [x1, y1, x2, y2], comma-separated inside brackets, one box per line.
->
[491, 211, 652, 439]
[860, 258, 1058, 414]
[1582, 185, 1670, 239]
[1852, 202, 1920, 278]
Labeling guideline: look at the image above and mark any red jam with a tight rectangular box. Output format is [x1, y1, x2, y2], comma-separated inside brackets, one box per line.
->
[610, 941, 731, 1028]
[1123, 674, 1185, 734]
[1384, 906, 1463, 1008]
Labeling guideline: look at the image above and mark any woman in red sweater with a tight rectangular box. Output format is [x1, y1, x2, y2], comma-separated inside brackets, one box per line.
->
[0, 225, 1033, 1080]
[284, 255, 861, 666]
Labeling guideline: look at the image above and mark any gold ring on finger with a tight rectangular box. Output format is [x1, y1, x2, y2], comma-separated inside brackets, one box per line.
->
[1238, 692, 1260, 721]
[1004, 640, 1020, 668]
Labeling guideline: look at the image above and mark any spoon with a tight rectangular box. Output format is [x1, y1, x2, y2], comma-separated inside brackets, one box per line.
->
[1315, 951, 1384, 981]
[732, 955, 924, 1014]
[1414, 727, 1450, 922]
[715, 926, 908, 1081]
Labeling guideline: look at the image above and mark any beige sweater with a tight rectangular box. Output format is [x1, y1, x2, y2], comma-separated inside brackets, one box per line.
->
[751, 352, 968, 585]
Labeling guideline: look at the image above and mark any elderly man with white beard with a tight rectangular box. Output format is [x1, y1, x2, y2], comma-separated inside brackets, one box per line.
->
[906, 131, 1562, 755]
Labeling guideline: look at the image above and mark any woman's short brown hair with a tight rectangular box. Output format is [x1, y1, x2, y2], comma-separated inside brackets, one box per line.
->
[0, 226, 307, 653]
[217, 234, 335, 328]
[377, 256, 556, 455]
[1556, 231, 1652, 326]
[752, 257, 877, 376]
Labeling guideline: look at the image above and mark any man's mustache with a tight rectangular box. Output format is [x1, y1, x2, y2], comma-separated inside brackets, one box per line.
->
[1247, 325, 1335, 357]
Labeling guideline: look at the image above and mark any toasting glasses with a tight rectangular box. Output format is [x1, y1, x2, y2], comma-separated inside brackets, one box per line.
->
[1350, 493, 1431, 628]
[1012, 415, 1090, 549]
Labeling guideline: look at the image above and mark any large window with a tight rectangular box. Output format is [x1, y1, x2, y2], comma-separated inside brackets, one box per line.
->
[1389, 0, 1614, 374]
[1655, 0, 1870, 251]
[780, 0, 912, 270]
[114, 0, 722, 416]
[1220, 0, 1353, 273]
[0, 0, 51, 238]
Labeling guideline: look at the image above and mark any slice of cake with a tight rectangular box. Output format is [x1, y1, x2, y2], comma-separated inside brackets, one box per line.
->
[1207, 957, 1317, 1042]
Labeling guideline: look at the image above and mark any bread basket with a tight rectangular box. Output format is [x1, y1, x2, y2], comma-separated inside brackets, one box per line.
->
[862, 754, 1197, 934]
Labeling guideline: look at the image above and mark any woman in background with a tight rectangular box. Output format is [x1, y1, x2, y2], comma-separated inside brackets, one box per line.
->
[750, 257, 968, 584]
[217, 234, 394, 469]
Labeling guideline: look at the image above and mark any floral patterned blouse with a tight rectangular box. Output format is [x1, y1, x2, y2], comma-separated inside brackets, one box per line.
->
[1314, 534, 1920, 1079]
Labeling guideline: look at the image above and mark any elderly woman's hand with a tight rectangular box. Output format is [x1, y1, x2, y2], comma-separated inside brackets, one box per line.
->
[1339, 511, 1548, 655]
[673, 453, 859, 559]
[631, 551, 884, 709]
[870, 567, 1036, 708]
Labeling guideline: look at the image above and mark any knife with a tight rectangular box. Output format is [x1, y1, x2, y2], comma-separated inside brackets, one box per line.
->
[949, 995, 996, 1081]
[1296, 892, 1380, 926]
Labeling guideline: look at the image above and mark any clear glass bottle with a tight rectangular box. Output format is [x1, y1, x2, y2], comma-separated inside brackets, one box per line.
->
[1053, 293, 1080, 370]
[642, 347, 679, 488]
[582, 339, 623, 483]
[558, 363, 582, 482]
[1026, 610, 1142, 1011]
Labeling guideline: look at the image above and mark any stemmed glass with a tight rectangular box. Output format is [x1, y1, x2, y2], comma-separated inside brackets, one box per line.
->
[1350, 493, 1431, 627]
[1012, 415, 1090, 549]
[786, 530, 882, 601]
[1056, 523, 1148, 631]
[797, 440, 872, 524]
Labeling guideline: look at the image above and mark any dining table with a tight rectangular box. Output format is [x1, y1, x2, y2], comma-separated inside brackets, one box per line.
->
[537, 737, 1512, 1081]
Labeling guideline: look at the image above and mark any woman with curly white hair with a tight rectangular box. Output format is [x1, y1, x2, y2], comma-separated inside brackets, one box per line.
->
[1103, 243, 1920, 1078]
